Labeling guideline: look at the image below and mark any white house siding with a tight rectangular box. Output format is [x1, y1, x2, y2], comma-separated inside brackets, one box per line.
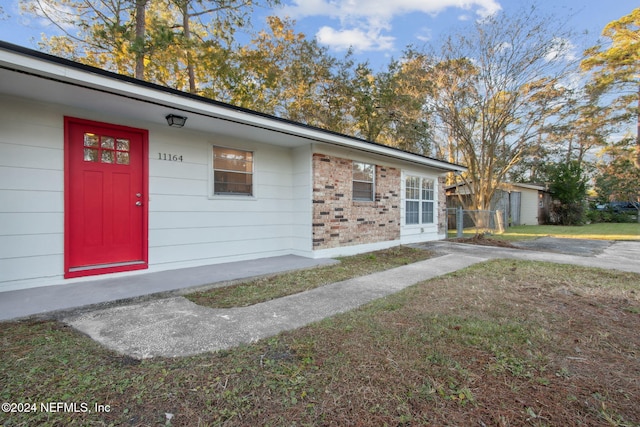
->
[0, 96, 66, 291]
[0, 95, 304, 291]
[148, 129, 297, 268]
[290, 145, 313, 256]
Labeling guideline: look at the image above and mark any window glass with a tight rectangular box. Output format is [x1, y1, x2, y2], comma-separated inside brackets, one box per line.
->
[213, 147, 253, 196]
[406, 176, 420, 199]
[352, 161, 374, 201]
[406, 201, 419, 224]
[422, 201, 434, 223]
[83, 133, 129, 165]
[422, 179, 434, 200]
[405, 176, 435, 225]
[214, 148, 253, 172]
[353, 181, 374, 200]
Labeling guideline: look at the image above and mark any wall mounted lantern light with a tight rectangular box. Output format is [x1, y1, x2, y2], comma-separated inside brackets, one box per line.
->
[166, 114, 187, 128]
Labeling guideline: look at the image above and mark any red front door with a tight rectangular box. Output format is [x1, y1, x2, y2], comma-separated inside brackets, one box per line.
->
[65, 117, 148, 278]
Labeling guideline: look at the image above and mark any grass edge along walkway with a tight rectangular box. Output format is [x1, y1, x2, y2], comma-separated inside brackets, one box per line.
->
[186, 246, 435, 309]
[450, 223, 640, 241]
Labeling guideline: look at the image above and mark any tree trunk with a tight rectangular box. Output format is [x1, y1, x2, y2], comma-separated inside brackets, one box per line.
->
[134, 0, 147, 80]
[182, 4, 196, 94]
[635, 85, 640, 168]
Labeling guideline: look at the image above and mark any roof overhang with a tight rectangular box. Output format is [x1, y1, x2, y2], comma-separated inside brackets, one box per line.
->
[446, 182, 549, 193]
[0, 41, 466, 174]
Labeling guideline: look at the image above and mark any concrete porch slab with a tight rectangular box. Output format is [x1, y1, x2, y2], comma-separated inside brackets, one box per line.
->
[0, 255, 338, 321]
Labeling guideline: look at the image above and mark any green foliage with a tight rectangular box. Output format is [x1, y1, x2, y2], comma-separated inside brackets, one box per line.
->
[20, 2, 640, 187]
[582, 8, 640, 168]
[593, 138, 640, 215]
[586, 208, 637, 224]
[547, 161, 588, 225]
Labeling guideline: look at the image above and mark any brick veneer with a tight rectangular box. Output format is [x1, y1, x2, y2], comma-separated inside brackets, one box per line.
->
[312, 153, 401, 250]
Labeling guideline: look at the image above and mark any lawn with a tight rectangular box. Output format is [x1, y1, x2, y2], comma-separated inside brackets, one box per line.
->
[450, 222, 640, 241]
[1, 252, 639, 426]
[187, 246, 434, 308]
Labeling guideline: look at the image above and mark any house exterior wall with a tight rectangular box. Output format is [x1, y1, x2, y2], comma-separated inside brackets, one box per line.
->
[148, 128, 297, 267]
[0, 91, 452, 292]
[311, 153, 401, 250]
[310, 149, 446, 257]
[0, 97, 65, 291]
[0, 95, 307, 292]
[291, 145, 313, 255]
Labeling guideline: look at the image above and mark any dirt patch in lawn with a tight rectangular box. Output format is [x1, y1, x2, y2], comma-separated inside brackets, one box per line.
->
[450, 232, 521, 248]
[1, 260, 638, 426]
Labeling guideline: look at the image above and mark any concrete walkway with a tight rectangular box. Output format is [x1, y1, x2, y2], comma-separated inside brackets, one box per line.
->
[0, 255, 337, 321]
[65, 253, 486, 359]
[420, 239, 640, 274]
[4, 239, 639, 359]
[64, 239, 640, 359]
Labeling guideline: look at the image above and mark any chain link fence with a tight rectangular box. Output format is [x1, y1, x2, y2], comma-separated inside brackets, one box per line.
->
[446, 207, 505, 237]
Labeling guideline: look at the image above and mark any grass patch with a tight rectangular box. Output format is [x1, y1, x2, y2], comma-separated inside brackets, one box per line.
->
[186, 246, 433, 308]
[450, 223, 640, 241]
[1, 260, 639, 426]
[502, 223, 640, 241]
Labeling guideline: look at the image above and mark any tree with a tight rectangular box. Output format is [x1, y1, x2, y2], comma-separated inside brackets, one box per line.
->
[168, 0, 279, 93]
[524, 82, 613, 179]
[21, 0, 277, 90]
[22, 0, 140, 74]
[547, 161, 588, 225]
[582, 8, 640, 168]
[344, 57, 433, 154]
[594, 138, 640, 221]
[211, 16, 348, 130]
[422, 7, 578, 213]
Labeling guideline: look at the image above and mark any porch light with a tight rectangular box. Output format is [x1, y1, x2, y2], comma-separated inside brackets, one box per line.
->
[166, 114, 187, 128]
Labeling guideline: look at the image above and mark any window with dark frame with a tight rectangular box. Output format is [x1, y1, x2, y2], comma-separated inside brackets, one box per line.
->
[213, 146, 253, 196]
[352, 161, 375, 201]
[405, 175, 434, 224]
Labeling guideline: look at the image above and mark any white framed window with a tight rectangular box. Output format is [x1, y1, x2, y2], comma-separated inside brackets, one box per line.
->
[405, 176, 434, 224]
[213, 146, 253, 196]
[353, 161, 375, 201]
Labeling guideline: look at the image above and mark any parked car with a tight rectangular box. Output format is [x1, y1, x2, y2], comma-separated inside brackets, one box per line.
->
[596, 202, 638, 213]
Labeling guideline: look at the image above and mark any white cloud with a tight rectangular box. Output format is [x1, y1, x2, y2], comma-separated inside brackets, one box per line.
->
[281, 0, 502, 52]
[415, 27, 433, 42]
[316, 26, 395, 51]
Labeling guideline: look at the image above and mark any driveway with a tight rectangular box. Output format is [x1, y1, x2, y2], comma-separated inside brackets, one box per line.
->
[510, 236, 613, 256]
[421, 237, 640, 274]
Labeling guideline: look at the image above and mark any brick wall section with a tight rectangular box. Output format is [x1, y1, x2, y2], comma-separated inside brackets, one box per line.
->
[312, 153, 401, 250]
[438, 176, 447, 234]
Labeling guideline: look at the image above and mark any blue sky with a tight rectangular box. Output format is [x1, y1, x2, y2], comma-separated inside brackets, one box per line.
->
[1, 0, 637, 70]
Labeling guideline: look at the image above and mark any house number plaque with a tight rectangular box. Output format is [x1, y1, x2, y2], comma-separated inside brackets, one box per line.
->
[158, 153, 183, 162]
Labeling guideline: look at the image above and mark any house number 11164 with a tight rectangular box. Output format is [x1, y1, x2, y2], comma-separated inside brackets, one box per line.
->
[158, 153, 183, 162]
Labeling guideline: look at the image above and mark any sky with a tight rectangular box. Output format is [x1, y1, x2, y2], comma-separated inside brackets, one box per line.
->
[0, 0, 637, 70]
